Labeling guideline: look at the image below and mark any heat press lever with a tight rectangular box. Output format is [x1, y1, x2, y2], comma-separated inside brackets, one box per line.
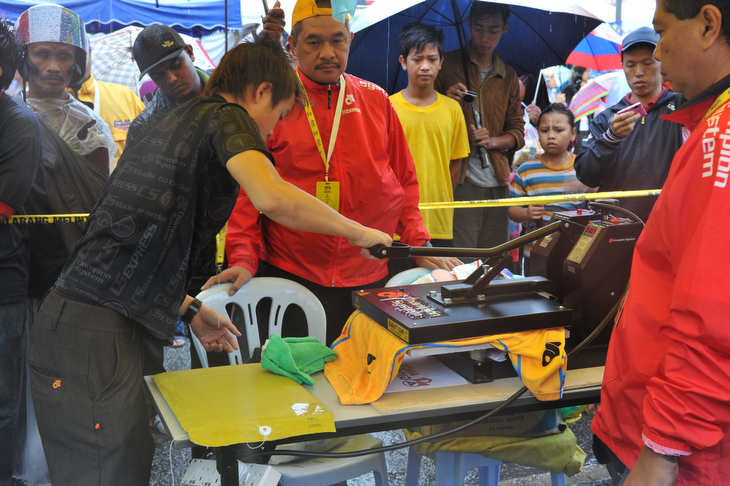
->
[440, 252, 514, 303]
[367, 242, 507, 260]
[368, 221, 563, 261]
[368, 242, 412, 259]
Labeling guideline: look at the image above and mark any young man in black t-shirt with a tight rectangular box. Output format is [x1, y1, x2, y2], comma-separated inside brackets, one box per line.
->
[29, 38, 392, 486]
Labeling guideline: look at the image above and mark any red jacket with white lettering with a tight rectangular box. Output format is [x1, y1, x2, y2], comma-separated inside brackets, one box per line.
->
[592, 78, 730, 485]
[226, 69, 429, 287]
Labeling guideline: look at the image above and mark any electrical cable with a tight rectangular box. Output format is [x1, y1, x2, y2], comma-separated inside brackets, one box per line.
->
[169, 434, 189, 486]
[587, 201, 645, 226]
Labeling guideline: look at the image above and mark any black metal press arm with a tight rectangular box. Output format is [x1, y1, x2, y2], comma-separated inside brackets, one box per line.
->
[368, 221, 561, 261]
[368, 221, 562, 304]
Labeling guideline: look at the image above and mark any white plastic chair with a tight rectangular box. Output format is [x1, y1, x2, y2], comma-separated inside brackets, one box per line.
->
[405, 449, 567, 486]
[190, 278, 390, 486]
[192, 278, 327, 366]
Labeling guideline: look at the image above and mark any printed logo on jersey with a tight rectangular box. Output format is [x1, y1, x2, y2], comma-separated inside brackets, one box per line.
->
[366, 353, 377, 375]
[542, 342, 562, 367]
[342, 93, 360, 115]
[113, 119, 132, 131]
[702, 100, 730, 187]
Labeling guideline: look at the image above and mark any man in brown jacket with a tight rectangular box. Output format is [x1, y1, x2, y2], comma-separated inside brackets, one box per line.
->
[435, 2, 524, 254]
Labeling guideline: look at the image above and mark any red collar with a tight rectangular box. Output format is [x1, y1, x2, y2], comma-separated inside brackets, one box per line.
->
[296, 67, 344, 93]
[661, 73, 730, 132]
[624, 86, 666, 110]
[662, 96, 716, 133]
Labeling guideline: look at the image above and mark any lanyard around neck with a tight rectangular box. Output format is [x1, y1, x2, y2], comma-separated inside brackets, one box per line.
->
[298, 72, 346, 182]
[703, 85, 730, 123]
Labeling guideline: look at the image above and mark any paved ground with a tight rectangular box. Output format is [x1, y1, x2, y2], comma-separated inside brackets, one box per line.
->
[150, 342, 613, 486]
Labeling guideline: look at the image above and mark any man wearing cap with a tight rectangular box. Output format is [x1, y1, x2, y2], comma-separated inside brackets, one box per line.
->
[15, 4, 112, 306]
[127, 24, 214, 383]
[574, 27, 685, 222]
[126, 24, 206, 150]
[213, 0, 460, 346]
[16, 4, 116, 174]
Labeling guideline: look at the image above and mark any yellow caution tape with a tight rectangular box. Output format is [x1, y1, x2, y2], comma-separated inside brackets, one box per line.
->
[3, 214, 89, 224]
[2, 190, 661, 224]
[418, 189, 661, 210]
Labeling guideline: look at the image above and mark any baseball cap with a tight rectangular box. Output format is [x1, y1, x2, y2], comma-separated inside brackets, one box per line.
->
[291, 0, 350, 28]
[133, 24, 187, 80]
[621, 27, 659, 53]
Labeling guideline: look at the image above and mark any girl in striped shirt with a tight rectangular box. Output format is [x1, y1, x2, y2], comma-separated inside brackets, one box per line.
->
[508, 103, 592, 274]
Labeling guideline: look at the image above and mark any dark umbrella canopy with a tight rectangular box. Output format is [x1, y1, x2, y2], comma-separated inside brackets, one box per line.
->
[348, 0, 605, 94]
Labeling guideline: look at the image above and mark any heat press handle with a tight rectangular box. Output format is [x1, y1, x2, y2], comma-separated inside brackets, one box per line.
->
[369, 244, 387, 258]
[367, 221, 563, 260]
[368, 242, 412, 259]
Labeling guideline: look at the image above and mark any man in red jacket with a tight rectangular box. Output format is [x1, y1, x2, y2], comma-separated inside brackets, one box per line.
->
[205, 0, 460, 345]
[591, 1, 730, 485]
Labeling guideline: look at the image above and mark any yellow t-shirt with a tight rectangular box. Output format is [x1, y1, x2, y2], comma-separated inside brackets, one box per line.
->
[390, 92, 470, 239]
[324, 311, 567, 405]
[73, 75, 145, 167]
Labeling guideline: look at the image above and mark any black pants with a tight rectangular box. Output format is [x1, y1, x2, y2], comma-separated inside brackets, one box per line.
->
[29, 290, 154, 486]
[593, 434, 630, 485]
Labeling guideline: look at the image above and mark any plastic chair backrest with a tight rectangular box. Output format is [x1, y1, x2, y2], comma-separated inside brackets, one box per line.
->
[191, 277, 327, 367]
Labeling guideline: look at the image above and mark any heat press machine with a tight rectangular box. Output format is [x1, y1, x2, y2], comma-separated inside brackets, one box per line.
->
[353, 201, 643, 383]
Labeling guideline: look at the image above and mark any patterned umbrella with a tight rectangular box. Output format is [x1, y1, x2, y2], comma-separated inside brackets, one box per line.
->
[566, 22, 623, 72]
[568, 71, 621, 121]
[90, 25, 216, 97]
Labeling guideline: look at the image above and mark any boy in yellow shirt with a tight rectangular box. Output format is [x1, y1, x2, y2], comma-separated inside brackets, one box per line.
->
[390, 23, 470, 247]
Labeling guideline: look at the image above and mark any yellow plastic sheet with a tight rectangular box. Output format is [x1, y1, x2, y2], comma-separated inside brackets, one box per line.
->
[152, 364, 335, 447]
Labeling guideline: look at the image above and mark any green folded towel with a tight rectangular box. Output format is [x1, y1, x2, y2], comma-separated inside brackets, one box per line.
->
[261, 335, 337, 385]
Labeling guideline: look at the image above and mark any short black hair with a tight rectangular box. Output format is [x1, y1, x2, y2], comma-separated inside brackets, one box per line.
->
[538, 103, 576, 129]
[399, 22, 445, 59]
[662, 0, 729, 42]
[0, 20, 19, 90]
[204, 36, 300, 108]
[469, 2, 510, 25]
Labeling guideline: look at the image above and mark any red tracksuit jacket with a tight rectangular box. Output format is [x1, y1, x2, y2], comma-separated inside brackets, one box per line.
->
[592, 78, 730, 485]
[226, 69, 429, 288]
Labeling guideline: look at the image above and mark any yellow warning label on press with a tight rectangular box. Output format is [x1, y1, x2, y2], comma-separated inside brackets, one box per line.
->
[388, 318, 409, 343]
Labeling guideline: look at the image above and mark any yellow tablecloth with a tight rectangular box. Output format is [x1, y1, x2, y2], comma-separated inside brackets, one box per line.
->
[152, 364, 335, 447]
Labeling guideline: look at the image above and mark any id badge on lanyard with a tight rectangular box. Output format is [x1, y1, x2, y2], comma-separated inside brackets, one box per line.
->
[315, 181, 340, 212]
[299, 72, 346, 212]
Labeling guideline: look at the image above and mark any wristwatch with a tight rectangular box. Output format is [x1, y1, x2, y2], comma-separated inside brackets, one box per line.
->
[181, 298, 203, 325]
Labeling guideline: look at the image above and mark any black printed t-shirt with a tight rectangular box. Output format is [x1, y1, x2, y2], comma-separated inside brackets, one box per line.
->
[0, 92, 42, 305]
[56, 95, 271, 340]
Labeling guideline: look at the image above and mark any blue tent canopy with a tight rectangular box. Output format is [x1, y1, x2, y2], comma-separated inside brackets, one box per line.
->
[0, 0, 242, 33]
